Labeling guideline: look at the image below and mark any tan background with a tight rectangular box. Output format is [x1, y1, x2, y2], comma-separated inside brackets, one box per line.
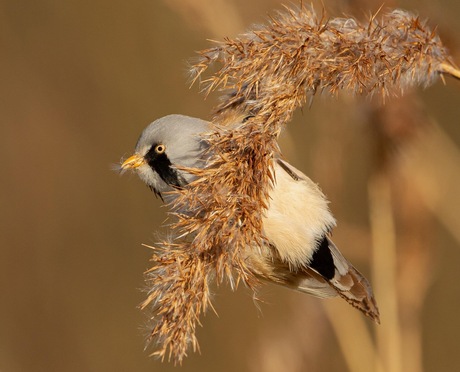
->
[2, 0, 460, 371]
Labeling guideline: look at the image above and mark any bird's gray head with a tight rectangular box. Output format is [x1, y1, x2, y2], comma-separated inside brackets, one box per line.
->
[121, 114, 210, 197]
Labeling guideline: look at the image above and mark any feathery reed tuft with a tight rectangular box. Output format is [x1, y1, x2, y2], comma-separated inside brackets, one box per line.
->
[191, 6, 457, 113]
[143, 4, 458, 363]
[141, 244, 213, 362]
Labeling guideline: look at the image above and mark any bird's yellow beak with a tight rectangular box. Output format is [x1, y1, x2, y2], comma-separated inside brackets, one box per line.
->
[121, 154, 145, 170]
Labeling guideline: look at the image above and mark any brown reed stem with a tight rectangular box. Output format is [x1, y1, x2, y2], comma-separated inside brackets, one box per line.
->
[323, 301, 384, 372]
[369, 173, 402, 372]
[403, 123, 460, 245]
[440, 62, 460, 80]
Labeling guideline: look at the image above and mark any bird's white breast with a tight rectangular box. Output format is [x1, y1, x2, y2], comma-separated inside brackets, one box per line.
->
[262, 160, 336, 269]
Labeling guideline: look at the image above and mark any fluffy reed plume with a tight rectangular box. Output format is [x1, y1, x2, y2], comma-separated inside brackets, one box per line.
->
[143, 4, 458, 363]
[140, 245, 213, 361]
[191, 5, 458, 111]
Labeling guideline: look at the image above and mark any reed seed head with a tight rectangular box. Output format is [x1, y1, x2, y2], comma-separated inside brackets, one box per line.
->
[142, 4, 458, 363]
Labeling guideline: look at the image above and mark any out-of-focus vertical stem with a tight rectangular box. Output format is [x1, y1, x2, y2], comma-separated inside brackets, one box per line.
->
[368, 173, 402, 372]
[323, 301, 383, 372]
[403, 123, 460, 245]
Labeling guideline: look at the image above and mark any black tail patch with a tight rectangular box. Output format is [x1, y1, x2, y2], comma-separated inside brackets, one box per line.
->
[310, 236, 335, 280]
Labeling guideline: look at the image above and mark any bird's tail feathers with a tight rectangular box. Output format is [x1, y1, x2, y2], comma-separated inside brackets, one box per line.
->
[327, 240, 380, 323]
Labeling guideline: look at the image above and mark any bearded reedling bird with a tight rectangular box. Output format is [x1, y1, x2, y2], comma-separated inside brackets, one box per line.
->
[121, 114, 380, 323]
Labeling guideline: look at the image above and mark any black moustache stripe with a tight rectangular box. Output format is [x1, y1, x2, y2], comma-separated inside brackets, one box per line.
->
[144, 144, 184, 188]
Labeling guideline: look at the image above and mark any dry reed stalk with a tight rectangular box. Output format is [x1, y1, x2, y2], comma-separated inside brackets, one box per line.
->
[390, 120, 460, 371]
[144, 4, 458, 363]
[370, 95, 434, 372]
[395, 174, 434, 372]
[402, 123, 460, 244]
[368, 173, 402, 372]
[323, 300, 384, 372]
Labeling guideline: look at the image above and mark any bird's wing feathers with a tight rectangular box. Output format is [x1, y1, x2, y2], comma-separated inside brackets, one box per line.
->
[279, 237, 380, 322]
[315, 238, 380, 322]
[266, 158, 380, 322]
[292, 268, 339, 298]
[247, 246, 338, 298]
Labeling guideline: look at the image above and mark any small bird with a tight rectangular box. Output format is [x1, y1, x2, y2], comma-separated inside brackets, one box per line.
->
[121, 114, 380, 323]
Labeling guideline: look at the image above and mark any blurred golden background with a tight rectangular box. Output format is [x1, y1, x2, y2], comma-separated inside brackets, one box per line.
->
[2, 0, 460, 371]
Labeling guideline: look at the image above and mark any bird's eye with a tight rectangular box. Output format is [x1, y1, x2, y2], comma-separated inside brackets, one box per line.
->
[155, 144, 166, 154]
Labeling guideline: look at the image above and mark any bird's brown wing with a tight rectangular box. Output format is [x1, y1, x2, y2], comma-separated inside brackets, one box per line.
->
[321, 237, 380, 323]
